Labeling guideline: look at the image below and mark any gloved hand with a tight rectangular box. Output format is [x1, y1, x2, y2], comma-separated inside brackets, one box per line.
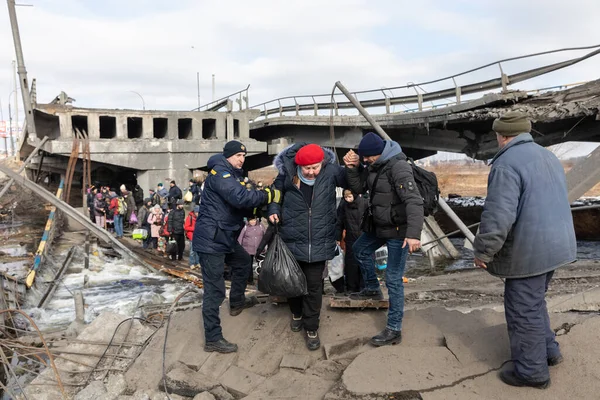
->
[264, 187, 282, 205]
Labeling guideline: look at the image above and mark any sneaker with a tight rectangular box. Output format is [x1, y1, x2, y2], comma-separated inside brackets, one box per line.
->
[290, 315, 303, 332]
[305, 330, 321, 351]
[229, 296, 259, 316]
[499, 370, 550, 389]
[349, 289, 384, 301]
[204, 338, 238, 353]
[370, 328, 402, 346]
[548, 354, 564, 366]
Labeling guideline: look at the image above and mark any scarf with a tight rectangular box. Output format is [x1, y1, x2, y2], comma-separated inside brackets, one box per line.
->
[297, 166, 316, 186]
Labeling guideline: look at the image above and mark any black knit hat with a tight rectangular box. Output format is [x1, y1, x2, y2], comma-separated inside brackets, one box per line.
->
[223, 140, 247, 158]
[358, 132, 385, 156]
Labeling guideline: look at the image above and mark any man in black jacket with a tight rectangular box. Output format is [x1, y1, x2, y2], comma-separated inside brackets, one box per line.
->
[168, 180, 183, 210]
[344, 132, 423, 347]
[168, 199, 186, 261]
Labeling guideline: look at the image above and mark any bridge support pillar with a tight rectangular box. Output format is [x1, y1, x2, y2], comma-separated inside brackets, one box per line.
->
[192, 116, 202, 140]
[167, 117, 178, 140]
[216, 115, 226, 140]
[238, 115, 250, 139]
[226, 113, 234, 141]
[88, 113, 100, 139]
[116, 115, 127, 139]
[142, 115, 153, 139]
[59, 114, 73, 139]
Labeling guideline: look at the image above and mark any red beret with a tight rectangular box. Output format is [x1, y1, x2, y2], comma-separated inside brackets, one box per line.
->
[295, 144, 325, 166]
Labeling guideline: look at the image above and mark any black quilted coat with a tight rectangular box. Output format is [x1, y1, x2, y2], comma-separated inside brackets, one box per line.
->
[267, 143, 346, 263]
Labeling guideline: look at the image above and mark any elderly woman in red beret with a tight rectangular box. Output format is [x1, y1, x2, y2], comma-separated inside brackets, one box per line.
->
[268, 143, 346, 350]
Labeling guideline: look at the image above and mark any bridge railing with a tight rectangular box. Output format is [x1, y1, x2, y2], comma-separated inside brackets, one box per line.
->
[249, 45, 600, 120]
[192, 84, 251, 112]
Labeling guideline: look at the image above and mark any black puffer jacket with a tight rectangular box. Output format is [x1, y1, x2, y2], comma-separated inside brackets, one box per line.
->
[335, 195, 368, 243]
[347, 140, 424, 239]
[268, 143, 347, 263]
[168, 208, 186, 235]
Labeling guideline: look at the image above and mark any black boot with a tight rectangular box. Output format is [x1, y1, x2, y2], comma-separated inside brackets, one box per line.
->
[370, 328, 402, 346]
[349, 289, 383, 301]
[305, 330, 321, 351]
[548, 354, 564, 366]
[204, 338, 238, 353]
[290, 315, 303, 332]
[229, 296, 259, 316]
[499, 370, 550, 389]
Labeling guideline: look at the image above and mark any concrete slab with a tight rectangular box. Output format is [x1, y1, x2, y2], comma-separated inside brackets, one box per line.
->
[242, 369, 334, 400]
[280, 353, 311, 371]
[198, 352, 238, 380]
[306, 360, 348, 381]
[323, 335, 370, 360]
[162, 361, 220, 397]
[342, 346, 463, 394]
[546, 286, 600, 312]
[219, 365, 266, 397]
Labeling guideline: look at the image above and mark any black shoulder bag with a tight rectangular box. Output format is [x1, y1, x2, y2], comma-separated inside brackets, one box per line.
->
[360, 166, 385, 234]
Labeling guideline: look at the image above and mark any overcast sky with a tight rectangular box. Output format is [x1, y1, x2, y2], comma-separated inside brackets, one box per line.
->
[1, 0, 599, 156]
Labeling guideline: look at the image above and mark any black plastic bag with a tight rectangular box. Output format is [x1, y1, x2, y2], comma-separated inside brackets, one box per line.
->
[166, 238, 178, 255]
[258, 232, 308, 298]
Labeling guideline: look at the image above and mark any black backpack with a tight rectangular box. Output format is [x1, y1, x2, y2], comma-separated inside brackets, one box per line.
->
[383, 158, 439, 217]
[405, 158, 439, 216]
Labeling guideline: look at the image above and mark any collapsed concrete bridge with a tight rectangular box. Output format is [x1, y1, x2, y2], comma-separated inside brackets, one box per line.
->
[18, 45, 600, 196]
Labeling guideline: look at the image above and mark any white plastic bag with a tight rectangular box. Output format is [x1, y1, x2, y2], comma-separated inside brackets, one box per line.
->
[328, 245, 344, 282]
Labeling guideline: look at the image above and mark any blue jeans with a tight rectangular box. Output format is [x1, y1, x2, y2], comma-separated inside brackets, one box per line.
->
[197, 243, 252, 342]
[504, 271, 558, 382]
[114, 214, 124, 238]
[353, 232, 409, 332]
[189, 248, 200, 266]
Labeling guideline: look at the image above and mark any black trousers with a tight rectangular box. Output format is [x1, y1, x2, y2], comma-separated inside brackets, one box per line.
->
[288, 261, 325, 331]
[198, 243, 251, 342]
[504, 271, 559, 382]
[170, 234, 185, 260]
[344, 239, 364, 293]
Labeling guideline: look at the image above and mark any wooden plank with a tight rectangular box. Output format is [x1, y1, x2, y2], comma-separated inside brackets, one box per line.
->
[329, 297, 389, 309]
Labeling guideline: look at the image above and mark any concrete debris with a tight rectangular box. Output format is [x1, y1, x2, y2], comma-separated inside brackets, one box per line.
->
[208, 385, 235, 400]
[107, 374, 129, 398]
[74, 381, 109, 400]
[193, 392, 216, 400]
[306, 360, 347, 381]
[280, 353, 311, 371]
[219, 365, 266, 397]
[323, 336, 370, 360]
[242, 369, 334, 400]
[119, 389, 189, 400]
[162, 361, 220, 397]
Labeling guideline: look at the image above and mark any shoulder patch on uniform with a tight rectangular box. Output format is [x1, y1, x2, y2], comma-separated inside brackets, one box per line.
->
[210, 169, 217, 175]
[222, 173, 231, 178]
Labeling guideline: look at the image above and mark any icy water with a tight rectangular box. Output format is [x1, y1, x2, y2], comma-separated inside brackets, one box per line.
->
[22, 245, 192, 331]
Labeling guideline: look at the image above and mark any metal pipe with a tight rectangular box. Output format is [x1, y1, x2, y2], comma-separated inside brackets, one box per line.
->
[334, 80, 476, 244]
[7, 0, 37, 146]
[0, 136, 48, 200]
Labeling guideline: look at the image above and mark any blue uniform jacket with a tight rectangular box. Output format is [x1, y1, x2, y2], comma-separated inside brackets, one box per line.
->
[193, 154, 267, 254]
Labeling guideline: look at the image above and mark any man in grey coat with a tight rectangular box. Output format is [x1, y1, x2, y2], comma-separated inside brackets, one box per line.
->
[473, 111, 577, 389]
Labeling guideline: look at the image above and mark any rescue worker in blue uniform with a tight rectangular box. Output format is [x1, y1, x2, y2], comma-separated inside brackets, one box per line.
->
[193, 140, 281, 353]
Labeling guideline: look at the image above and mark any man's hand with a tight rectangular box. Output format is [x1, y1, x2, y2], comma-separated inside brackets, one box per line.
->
[264, 187, 282, 204]
[402, 238, 421, 254]
[343, 150, 360, 168]
[269, 214, 280, 224]
[474, 257, 487, 270]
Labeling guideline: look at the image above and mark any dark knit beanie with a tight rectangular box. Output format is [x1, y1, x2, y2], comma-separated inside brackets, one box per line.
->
[223, 140, 247, 158]
[492, 111, 532, 137]
[357, 132, 385, 156]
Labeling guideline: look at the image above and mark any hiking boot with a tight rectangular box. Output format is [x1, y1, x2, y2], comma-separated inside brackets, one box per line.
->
[548, 354, 564, 366]
[349, 289, 383, 301]
[290, 315, 303, 332]
[499, 370, 550, 389]
[305, 330, 321, 351]
[229, 296, 259, 316]
[204, 338, 238, 353]
[370, 328, 402, 347]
